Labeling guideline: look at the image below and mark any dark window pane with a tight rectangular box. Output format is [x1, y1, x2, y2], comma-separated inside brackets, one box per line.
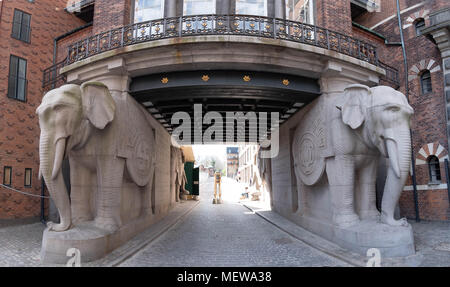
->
[8, 55, 27, 101]
[8, 56, 18, 98]
[11, 10, 31, 42]
[24, 168, 32, 187]
[21, 13, 31, 42]
[415, 19, 425, 36]
[428, 156, 441, 182]
[12, 10, 22, 38]
[421, 70, 432, 94]
[3, 167, 12, 186]
[17, 77, 26, 101]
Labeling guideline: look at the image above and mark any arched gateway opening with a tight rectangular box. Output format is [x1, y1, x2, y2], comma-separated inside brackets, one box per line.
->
[39, 12, 414, 264]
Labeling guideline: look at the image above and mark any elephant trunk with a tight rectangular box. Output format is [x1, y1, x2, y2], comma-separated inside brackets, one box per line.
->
[381, 127, 411, 226]
[40, 132, 71, 231]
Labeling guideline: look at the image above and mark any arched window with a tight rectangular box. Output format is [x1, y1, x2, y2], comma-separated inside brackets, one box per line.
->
[427, 155, 441, 183]
[420, 70, 432, 95]
[415, 18, 425, 36]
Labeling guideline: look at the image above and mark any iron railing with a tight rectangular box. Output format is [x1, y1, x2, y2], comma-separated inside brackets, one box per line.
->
[66, 14, 378, 65]
[42, 59, 67, 91]
[43, 14, 400, 89]
[379, 61, 400, 88]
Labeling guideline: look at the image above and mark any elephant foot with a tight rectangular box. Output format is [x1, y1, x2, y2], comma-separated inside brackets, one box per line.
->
[94, 217, 120, 232]
[333, 213, 360, 228]
[47, 221, 71, 232]
[358, 209, 380, 221]
[381, 213, 410, 227]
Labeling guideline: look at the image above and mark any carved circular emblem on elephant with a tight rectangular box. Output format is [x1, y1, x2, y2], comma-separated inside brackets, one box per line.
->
[293, 132, 325, 186]
[126, 134, 154, 187]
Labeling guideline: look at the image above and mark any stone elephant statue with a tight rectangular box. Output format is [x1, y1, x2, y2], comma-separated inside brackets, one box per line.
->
[170, 146, 188, 202]
[257, 146, 273, 207]
[37, 82, 156, 232]
[293, 84, 413, 228]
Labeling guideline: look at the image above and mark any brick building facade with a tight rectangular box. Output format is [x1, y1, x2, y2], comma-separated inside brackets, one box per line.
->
[1, 0, 449, 221]
[0, 0, 87, 219]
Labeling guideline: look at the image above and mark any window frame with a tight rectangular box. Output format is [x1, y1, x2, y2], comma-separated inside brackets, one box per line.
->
[427, 155, 441, 183]
[7, 55, 28, 102]
[3, 166, 12, 187]
[24, 168, 32, 188]
[11, 9, 31, 43]
[420, 70, 432, 95]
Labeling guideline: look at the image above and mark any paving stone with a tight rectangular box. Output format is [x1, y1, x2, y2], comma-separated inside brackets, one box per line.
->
[119, 176, 349, 267]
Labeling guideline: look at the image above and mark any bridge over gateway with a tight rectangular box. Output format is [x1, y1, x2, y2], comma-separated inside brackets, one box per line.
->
[37, 13, 414, 264]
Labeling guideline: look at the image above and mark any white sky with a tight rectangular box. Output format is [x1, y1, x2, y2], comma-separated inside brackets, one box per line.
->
[192, 144, 232, 158]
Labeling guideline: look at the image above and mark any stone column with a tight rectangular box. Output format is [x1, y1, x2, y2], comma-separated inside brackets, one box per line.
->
[274, 0, 285, 19]
[217, 0, 234, 15]
[165, 0, 177, 17]
[423, 7, 450, 150]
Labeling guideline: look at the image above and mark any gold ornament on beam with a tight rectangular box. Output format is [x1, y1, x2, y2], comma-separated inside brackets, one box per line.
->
[243, 75, 251, 82]
[161, 77, 169, 84]
[202, 75, 210, 82]
[282, 79, 290, 86]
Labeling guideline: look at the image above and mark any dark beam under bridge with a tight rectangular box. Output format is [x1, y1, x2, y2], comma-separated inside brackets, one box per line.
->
[129, 70, 321, 143]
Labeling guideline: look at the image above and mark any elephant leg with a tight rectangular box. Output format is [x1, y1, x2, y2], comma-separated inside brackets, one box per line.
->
[141, 168, 155, 216]
[326, 155, 359, 228]
[356, 157, 380, 220]
[95, 157, 124, 232]
[70, 158, 94, 224]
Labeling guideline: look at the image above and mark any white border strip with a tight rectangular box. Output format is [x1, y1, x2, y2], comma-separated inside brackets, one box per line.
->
[370, 2, 426, 30]
[403, 183, 448, 191]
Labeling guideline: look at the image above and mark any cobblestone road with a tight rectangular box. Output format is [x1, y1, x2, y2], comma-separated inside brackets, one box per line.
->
[0, 221, 44, 267]
[119, 175, 349, 267]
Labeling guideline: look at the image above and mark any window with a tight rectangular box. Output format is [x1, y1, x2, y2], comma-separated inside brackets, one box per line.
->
[24, 168, 32, 188]
[427, 156, 441, 183]
[3, 167, 12, 187]
[415, 19, 425, 36]
[236, 0, 267, 16]
[11, 9, 31, 43]
[8, 55, 27, 101]
[286, 0, 314, 24]
[183, 0, 216, 15]
[134, 0, 164, 23]
[420, 70, 432, 95]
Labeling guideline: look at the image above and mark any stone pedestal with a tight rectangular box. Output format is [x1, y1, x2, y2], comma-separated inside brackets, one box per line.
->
[41, 213, 163, 264]
[291, 215, 415, 257]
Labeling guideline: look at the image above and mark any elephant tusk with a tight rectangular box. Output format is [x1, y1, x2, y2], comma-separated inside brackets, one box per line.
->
[51, 138, 66, 180]
[386, 139, 400, 178]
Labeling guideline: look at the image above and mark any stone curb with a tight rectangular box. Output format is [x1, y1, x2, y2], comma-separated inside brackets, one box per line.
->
[242, 204, 423, 267]
[85, 200, 200, 267]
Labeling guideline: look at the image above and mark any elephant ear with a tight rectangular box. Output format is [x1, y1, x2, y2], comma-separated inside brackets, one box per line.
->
[80, 81, 116, 129]
[337, 84, 370, 129]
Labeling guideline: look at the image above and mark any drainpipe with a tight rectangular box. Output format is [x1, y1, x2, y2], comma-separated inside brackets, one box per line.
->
[396, 0, 420, 222]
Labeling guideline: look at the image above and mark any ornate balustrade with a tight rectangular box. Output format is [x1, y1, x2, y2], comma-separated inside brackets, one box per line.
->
[42, 14, 399, 90]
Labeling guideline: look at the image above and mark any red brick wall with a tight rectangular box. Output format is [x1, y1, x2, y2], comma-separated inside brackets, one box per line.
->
[315, 0, 353, 34]
[93, 0, 132, 34]
[56, 25, 93, 63]
[354, 0, 450, 220]
[0, 0, 86, 219]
